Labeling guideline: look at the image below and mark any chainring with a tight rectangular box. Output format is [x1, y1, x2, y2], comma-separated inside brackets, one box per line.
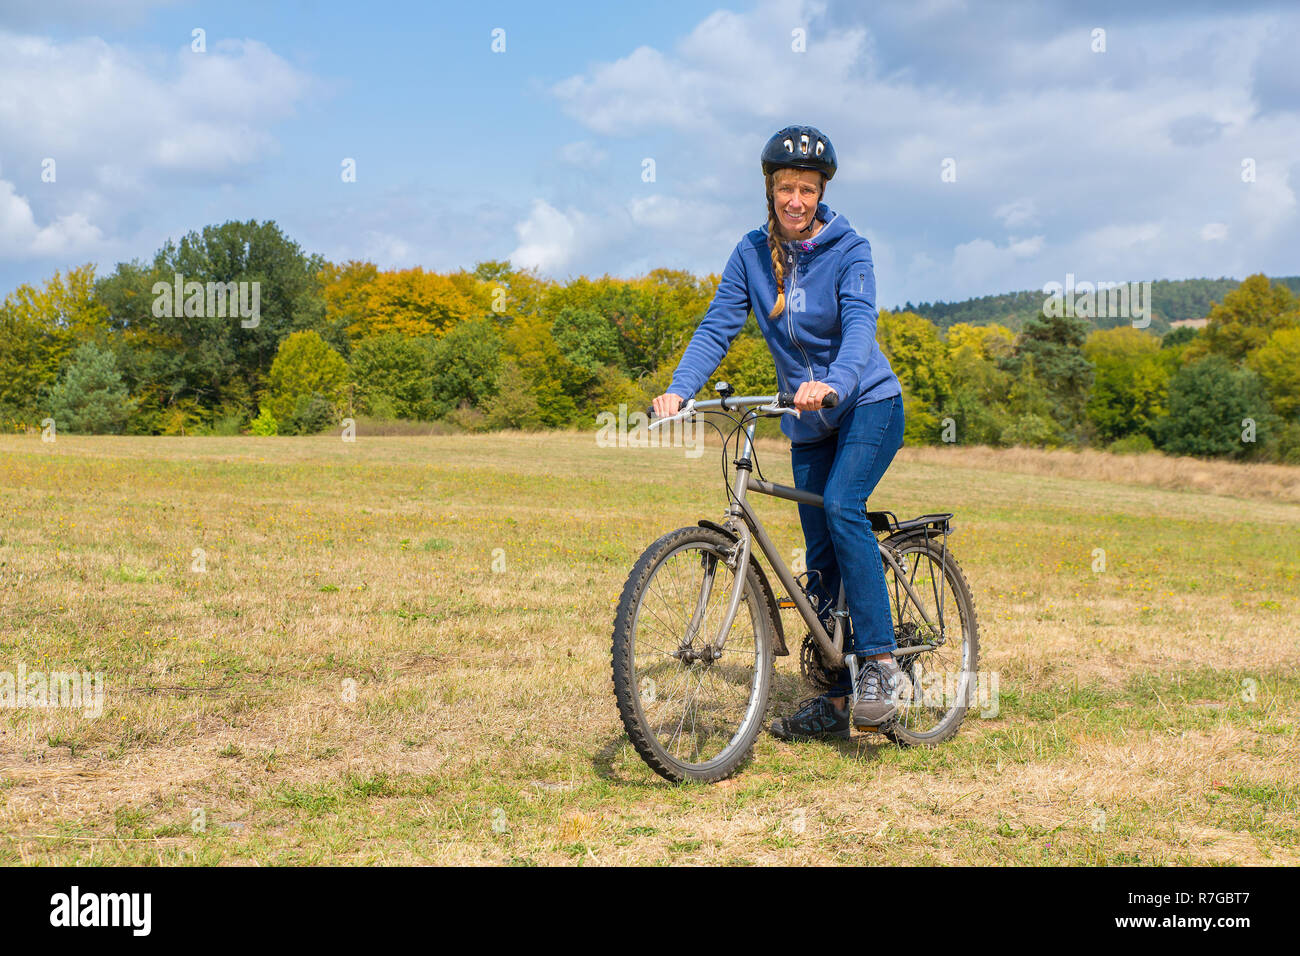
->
[798, 633, 847, 692]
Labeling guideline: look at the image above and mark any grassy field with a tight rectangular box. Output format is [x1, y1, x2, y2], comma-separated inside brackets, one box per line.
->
[1, 429, 1297, 865]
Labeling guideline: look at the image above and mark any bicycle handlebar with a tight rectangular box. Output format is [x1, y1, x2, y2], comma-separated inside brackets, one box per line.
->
[646, 389, 838, 419]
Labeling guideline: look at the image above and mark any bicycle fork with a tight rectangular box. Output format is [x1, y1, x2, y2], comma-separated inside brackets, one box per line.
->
[681, 516, 752, 662]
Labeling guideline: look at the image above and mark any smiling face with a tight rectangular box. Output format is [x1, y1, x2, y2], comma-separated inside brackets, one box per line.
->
[771, 167, 825, 238]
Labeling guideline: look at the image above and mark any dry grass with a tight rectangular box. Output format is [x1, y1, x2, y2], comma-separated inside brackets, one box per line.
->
[1, 430, 1297, 866]
[895, 443, 1300, 504]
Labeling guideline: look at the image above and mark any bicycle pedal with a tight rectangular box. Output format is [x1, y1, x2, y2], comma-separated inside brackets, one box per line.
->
[855, 725, 894, 738]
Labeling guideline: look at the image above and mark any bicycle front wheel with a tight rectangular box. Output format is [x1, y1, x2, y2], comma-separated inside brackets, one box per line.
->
[611, 526, 775, 783]
[879, 531, 980, 746]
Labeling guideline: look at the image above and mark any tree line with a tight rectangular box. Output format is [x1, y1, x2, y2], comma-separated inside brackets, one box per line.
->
[902, 275, 1300, 332]
[2, 218, 1297, 463]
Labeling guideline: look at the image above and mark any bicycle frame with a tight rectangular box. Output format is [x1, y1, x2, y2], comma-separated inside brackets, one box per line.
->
[659, 396, 943, 679]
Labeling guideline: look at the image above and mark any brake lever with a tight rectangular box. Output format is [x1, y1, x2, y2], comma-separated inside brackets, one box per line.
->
[648, 399, 696, 431]
[755, 402, 800, 418]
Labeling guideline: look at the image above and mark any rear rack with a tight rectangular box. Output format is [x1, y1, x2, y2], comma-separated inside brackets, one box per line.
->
[867, 511, 954, 535]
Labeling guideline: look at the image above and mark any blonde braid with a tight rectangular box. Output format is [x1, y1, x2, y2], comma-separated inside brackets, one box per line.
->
[766, 175, 786, 319]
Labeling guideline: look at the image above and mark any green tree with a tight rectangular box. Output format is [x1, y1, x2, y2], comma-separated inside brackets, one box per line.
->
[877, 310, 953, 408]
[876, 310, 952, 444]
[46, 342, 137, 434]
[350, 332, 433, 419]
[1083, 327, 1170, 443]
[1161, 326, 1200, 349]
[1154, 355, 1274, 458]
[501, 312, 584, 427]
[96, 220, 329, 431]
[266, 330, 350, 424]
[946, 359, 1013, 446]
[1008, 313, 1094, 442]
[1000, 355, 1063, 447]
[550, 306, 622, 377]
[482, 360, 543, 430]
[938, 322, 1017, 446]
[472, 260, 551, 331]
[290, 392, 337, 435]
[427, 318, 503, 417]
[635, 269, 716, 374]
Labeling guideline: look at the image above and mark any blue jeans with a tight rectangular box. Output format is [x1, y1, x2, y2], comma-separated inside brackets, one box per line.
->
[791, 394, 905, 695]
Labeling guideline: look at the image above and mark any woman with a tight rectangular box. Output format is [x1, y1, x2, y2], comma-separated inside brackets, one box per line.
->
[651, 124, 906, 742]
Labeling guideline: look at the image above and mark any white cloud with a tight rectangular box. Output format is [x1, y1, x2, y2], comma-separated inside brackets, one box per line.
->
[627, 194, 687, 229]
[0, 29, 314, 268]
[0, 178, 104, 257]
[549, 0, 868, 137]
[508, 199, 591, 274]
[0, 33, 311, 176]
[503, 192, 745, 280]
[540, 3, 1300, 302]
[626, 193, 730, 231]
[1200, 222, 1228, 241]
[4, 2, 1298, 305]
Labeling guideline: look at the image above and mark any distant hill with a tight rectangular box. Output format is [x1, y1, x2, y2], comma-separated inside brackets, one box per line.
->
[893, 276, 1300, 335]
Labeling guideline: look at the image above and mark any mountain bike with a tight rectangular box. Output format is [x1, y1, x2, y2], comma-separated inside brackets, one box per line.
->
[611, 383, 980, 783]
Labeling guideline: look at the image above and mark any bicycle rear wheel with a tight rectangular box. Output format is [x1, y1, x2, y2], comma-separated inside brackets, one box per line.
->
[611, 526, 775, 783]
[879, 532, 980, 746]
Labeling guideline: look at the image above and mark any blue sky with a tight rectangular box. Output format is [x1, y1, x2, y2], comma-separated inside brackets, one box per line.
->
[2, 0, 1298, 310]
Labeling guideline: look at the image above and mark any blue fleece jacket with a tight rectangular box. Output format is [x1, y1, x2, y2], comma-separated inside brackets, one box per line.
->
[667, 201, 902, 444]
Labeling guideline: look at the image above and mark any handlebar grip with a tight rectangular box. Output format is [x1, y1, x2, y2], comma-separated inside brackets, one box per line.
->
[778, 390, 839, 408]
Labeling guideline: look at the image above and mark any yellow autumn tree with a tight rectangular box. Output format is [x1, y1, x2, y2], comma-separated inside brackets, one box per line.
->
[1188, 273, 1300, 363]
[320, 260, 379, 336]
[0, 264, 108, 417]
[1247, 326, 1300, 417]
[945, 322, 1015, 362]
[473, 260, 550, 324]
[352, 267, 490, 339]
[321, 262, 496, 341]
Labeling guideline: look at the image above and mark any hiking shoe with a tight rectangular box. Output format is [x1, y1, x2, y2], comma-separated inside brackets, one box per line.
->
[769, 695, 850, 742]
[852, 658, 902, 727]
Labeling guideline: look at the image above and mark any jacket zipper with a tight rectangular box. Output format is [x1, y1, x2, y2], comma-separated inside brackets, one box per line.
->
[785, 247, 828, 428]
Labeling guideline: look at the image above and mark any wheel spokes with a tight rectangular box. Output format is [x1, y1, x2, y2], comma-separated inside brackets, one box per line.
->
[887, 545, 971, 735]
[632, 543, 762, 768]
